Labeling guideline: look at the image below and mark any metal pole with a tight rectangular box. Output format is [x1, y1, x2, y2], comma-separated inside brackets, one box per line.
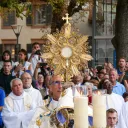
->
[16, 33, 19, 61]
[11, 25, 22, 61]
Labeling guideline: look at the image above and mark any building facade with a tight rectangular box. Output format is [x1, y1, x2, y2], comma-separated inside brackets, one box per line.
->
[0, 0, 117, 66]
[0, 3, 52, 60]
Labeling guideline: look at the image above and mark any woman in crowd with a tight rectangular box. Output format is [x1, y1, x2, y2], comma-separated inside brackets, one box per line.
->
[85, 82, 96, 105]
[0, 50, 14, 70]
[35, 73, 45, 90]
[13, 49, 32, 77]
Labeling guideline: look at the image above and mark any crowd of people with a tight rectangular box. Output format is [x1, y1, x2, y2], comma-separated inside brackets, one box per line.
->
[0, 42, 128, 128]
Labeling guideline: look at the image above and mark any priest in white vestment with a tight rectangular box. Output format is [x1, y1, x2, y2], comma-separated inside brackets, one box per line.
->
[29, 75, 93, 128]
[28, 75, 69, 128]
[102, 79, 124, 117]
[21, 72, 43, 107]
[116, 101, 128, 128]
[2, 78, 35, 128]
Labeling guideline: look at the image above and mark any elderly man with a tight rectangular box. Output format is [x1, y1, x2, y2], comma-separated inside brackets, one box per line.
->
[109, 68, 126, 96]
[29, 75, 93, 128]
[107, 108, 118, 128]
[21, 72, 43, 108]
[2, 78, 35, 128]
[29, 75, 74, 128]
[47, 75, 74, 110]
[102, 79, 124, 116]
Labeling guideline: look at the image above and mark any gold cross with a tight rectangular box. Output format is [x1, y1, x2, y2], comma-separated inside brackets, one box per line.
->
[62, 13, 72, 24]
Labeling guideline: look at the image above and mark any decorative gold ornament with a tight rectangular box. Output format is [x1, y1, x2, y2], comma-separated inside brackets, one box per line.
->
[41, 13, 93, 81]
[36, 116, 42, 126]
[49, 108, 69, 128]
[36, 110, 51, 127]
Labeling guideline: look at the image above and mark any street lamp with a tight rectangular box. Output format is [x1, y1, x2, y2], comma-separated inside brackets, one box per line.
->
[11, 24, 22, 61]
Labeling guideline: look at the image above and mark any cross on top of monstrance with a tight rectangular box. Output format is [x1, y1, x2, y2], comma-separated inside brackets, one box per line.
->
[62, 13, 72, 24]
[62, 13, 72, 38]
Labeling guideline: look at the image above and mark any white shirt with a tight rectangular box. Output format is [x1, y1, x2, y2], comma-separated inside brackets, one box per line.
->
[12, 61, 31, 77]
[28, 54, 41, 75]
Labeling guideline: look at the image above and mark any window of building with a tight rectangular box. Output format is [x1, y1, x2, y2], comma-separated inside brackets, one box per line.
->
[95, 39, 114, 65]
[2, 11, 16, 29]
[26, 4, 52, 27]
[3, 44, 16, 59]
[92, 0, 117, 67]
[95, 0, 117, 36]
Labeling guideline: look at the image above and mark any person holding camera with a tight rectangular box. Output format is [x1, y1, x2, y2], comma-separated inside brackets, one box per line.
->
[33, 62, 50, 81]
[33, 63, 50, 99]
[28, 42, 44, 75]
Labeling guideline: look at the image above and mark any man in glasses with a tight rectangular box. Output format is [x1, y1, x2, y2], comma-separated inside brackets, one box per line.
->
[28, 75, 74, 128]
[48, 75, 63, 101]
[21, 72, 43, 108]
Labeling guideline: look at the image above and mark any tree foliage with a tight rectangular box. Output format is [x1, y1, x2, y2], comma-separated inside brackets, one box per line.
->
[0, 0, 88, 17]
[112, 0, 128, 62]
[0, 0, 89, 32]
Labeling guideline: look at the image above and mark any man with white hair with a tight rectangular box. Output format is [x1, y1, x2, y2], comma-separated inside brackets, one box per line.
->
[109, 68, 126, 96]
[2, 78, 35, 128]
[21, 72, 43, 108]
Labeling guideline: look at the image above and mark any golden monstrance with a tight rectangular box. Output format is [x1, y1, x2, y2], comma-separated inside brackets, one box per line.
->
[41, 13, 93, 81]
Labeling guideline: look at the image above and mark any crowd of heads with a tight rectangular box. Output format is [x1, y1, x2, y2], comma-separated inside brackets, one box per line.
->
[1, 44, 128, 98]
[0, 43, 128, 128]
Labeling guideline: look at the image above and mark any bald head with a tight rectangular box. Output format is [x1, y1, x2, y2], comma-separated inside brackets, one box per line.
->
[21, 72, 32, 89]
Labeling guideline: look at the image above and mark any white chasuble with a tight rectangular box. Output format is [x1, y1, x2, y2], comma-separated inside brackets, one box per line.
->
[24, 86, 43, 108]
[117, 101, 128, 128]
[2, 91, 35, 128]
[106, 93, 124, 116]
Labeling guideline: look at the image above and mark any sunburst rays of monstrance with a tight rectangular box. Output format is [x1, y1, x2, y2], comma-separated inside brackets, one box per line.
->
[41, 13, 93, 81]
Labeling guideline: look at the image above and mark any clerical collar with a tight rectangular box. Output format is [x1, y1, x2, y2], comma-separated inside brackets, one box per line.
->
[9, 91, 24, 100]
[24, 85, 33, 92]
[52, 97, 61, 102]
